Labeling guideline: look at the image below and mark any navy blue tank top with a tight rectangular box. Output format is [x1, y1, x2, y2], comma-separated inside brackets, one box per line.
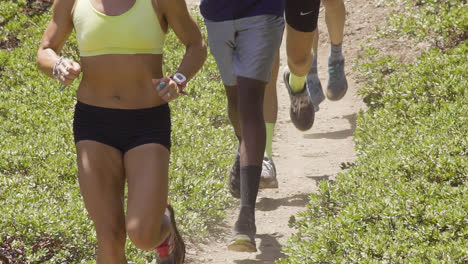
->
[200, 0, 285, 22]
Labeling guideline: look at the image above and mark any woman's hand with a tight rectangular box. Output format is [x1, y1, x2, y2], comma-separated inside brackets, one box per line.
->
[53, 57, 81, 86]
[152, 77, 181, 102]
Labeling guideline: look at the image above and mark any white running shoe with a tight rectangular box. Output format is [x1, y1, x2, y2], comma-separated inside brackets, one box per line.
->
[260, 157, 278, 189]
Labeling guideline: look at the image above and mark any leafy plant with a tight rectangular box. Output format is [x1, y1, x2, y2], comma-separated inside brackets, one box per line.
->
[279, 1, 467, 263]
[385, 0, 468, 50]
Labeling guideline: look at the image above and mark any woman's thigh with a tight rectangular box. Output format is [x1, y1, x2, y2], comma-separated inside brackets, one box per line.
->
[124, 143, 170, 237]
[76, 140, 126, 233]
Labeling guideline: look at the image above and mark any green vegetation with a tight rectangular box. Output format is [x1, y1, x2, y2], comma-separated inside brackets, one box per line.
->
[279, 1, 467, 263]
[1, 4, 233, 263]
[386, 0, 467, 50]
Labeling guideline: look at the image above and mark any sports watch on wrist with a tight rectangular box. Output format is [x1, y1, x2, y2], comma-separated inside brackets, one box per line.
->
[171, 73, 187, 95]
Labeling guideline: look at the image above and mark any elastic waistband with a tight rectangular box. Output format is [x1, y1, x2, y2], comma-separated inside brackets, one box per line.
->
[75, 101, 169, 114]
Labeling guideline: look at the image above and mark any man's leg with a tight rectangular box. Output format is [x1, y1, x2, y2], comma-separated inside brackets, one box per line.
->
[225, 52, 280, 193]
[224, 85, 242, 139]
[324, 0, 345, 46]
[286, 25, 316, 79]
[224, 84, 243, 198]
[260, 51, 280, 188]
[228, 77, 265, 252]
[263, 51, 279, 158]
[323, 0, 348, 100]
[228, 14, 284, 252]
[204, 19, 246, 199]
[284, 0, 320, 131]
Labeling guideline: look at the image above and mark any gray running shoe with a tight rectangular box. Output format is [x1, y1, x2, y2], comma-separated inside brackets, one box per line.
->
[228, 213, 257, 252]
[306, 66, 325, 112]
[228, 152, 240, 199]
[283, 71, 315, 131]
[327, 58, 348, 101]
[259, 157, 278, 189]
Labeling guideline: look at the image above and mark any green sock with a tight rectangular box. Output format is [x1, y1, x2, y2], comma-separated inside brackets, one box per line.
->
[289, 72, 306, 93]
[265, 122, 275, 160]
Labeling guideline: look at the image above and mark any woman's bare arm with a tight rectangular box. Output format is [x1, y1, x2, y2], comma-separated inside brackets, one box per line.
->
[37, 0, 81, 84]
[159, 0, 207, 81]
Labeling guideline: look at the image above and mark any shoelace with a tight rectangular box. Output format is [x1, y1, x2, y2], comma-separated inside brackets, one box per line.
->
[291, 92, 311, 114]
[262, 159, 272, 172]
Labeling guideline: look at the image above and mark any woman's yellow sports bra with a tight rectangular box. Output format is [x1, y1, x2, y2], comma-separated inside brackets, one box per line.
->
[73, 0, 166, 57]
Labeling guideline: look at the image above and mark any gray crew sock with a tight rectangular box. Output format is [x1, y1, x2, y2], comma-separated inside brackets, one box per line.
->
[327, 44, 348, 100]
[329, 44, 344, 62]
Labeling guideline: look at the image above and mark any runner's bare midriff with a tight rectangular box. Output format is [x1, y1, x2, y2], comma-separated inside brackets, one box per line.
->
[77, 53, 165, 109]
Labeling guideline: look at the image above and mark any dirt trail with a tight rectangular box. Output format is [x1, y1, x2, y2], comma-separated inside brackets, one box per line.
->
[183, 0, 389, 263]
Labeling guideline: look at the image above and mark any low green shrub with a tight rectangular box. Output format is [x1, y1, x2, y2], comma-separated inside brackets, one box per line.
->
[279, 1, 467, 262]
[279, 40, 467, 264]
[385, 0, 468, 50]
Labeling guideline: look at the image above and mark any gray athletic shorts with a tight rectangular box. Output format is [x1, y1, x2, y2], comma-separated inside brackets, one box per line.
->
[205, 15, 285, 86]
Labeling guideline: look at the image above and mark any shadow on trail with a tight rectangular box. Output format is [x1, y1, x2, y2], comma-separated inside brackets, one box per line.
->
[201, 216, 233, 242]
[234, 233, 286, 264]
[306, 174, 333, 183]
[256, 193, 309, 212]
[304, 113, 357, 140]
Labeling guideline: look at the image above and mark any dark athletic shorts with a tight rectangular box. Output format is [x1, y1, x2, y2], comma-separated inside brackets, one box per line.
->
[73, 101, 171, 152]
[285, 0, 321, 32]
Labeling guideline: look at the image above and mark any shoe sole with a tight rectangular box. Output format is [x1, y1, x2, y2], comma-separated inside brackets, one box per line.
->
[227, 235, 257, 252]
[259, 178, 279, 189]
[326, 84, 348, 101]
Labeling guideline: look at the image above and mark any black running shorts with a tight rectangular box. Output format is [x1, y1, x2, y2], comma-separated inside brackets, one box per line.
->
[73, 101, 172, 152]
[285, 0, 321, 32]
